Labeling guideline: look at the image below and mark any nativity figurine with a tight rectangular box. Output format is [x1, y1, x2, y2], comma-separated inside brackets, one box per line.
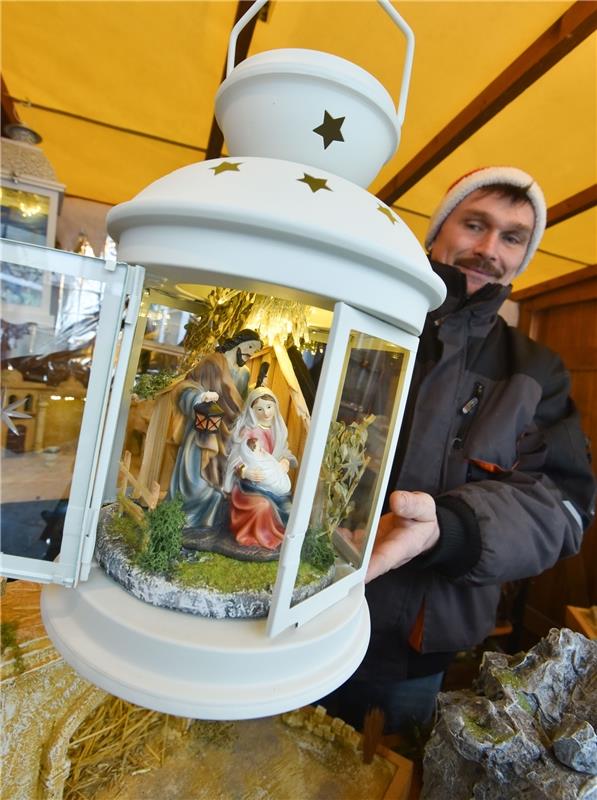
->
[223, 387, 297, 550]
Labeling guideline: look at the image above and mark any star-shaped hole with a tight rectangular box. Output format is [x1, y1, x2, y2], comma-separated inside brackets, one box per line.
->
[210, 161, 243, 175]
[297, 174, 332, 193]
[377, 205, 397, 224]
[313, 111, 345, 150]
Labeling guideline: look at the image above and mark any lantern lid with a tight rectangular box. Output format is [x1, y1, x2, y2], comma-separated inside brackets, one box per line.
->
[214, 49, 398, 186]
[218, 49, 397, 122]
[108, 156, 445, 336]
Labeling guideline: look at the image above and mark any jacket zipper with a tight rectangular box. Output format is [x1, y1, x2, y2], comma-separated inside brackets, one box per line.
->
[453, 382, 484, 450]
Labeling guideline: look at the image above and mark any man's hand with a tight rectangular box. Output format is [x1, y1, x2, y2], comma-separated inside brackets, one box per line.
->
[365, 491, 440, 583]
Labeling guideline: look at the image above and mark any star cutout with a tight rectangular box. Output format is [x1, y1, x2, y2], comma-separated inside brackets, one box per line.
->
[297, 173, 332, 193]
[377, 204, 398, 224]
[1, 396, 31, 435]
[313, 111, 345, 149]
[210, 161, 243, 175]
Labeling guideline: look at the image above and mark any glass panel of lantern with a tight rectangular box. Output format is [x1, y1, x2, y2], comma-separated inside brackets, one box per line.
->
[0, 238, 143, 586]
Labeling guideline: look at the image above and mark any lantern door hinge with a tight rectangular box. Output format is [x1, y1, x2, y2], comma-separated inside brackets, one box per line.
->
[124, 266, 145, 325]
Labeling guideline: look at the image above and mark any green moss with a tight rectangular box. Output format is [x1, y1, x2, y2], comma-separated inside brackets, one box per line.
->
[494, 669, 535, 714]
[463, 715, 512, 745]
[1, 620, 25, 674]
[495, 669, 524, 689]
[516, 691, 534, 715]
[107, 511, 147, 556]
[174, 552, 324, 593]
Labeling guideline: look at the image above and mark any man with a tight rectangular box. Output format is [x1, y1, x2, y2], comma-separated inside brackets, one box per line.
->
[215, 329, 263, 400]
[322, 167, 596, 732]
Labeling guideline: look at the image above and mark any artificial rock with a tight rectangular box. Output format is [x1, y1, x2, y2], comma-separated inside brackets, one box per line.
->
[422, 628, 597, 800]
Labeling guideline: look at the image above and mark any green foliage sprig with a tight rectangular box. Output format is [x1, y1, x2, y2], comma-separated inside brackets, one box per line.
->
[301, 414, 376, 570]
[300, 528, 335, 571]
[315, 414, 376, 541]
[133, 370, 177, 401]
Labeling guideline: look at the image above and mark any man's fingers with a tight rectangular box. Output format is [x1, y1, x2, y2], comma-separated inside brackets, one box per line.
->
[366, 539, 411, 582]
[389, 490, 436, 522]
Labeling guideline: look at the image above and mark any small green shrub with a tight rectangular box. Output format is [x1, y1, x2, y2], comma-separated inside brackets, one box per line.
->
[301, 528, 335, 571]
[139, 495, 186, 574]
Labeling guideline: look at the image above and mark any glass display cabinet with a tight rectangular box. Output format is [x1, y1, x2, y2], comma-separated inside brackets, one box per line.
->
[1, 134, 64, 249]
[0, 0, 446, 719]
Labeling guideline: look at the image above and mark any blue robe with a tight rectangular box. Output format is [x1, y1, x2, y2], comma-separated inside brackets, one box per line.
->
[168, 386, 224, 528]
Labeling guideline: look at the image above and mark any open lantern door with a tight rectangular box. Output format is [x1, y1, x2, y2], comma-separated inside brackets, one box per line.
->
[267, 302, 417, 637]
[0, 238, 144, 586]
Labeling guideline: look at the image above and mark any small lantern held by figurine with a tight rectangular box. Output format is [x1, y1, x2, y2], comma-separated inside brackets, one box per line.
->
[194, 401, 225, 433]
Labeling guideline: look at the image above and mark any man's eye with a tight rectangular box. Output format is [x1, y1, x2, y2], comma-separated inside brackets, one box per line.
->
[504, 234, 522, 245]
[465, 221, 482, 231]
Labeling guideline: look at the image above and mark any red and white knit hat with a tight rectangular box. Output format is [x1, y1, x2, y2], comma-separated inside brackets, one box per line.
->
[425, 167, 547, 274]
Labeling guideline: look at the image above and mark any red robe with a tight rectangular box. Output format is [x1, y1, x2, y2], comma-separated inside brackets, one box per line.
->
[230, 426, 287, 550]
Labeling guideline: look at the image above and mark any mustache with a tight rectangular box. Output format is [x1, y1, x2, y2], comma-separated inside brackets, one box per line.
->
[455, 257, 502, 279]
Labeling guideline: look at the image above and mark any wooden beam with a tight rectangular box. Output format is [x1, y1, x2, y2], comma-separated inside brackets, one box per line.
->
[377, 2, 597, 205]
[1, 74, 21, 130]
[5, 95, 208, 153]
[511, 263, 597, 303]
[205, 1, 265, 161]
[546, 184, 597, 228]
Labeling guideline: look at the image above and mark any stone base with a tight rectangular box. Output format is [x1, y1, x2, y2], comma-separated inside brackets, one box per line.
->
[96, 504, 333, 619]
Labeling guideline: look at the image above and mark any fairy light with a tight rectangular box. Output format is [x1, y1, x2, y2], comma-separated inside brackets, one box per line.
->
[245, 296, 312, 347]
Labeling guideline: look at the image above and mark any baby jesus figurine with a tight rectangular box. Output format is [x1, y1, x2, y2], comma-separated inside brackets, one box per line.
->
[241, 437, 292, 497]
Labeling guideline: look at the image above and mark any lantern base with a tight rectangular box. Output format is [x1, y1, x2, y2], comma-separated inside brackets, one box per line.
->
[40, 562, 370, 720]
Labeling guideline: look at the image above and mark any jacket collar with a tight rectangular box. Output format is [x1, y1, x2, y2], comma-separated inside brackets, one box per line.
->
[428, 260, 511, 324]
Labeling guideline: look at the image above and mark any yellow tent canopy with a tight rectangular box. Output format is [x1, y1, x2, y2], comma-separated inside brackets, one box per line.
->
[1, 0, 595, 290]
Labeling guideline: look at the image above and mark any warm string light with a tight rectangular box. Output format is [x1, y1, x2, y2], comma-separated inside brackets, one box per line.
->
[18, 199, 43, 218]
[245, 296, 312, 347]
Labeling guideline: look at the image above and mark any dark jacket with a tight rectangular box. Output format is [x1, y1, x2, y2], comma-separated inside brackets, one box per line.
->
[363, 261, 595, 679]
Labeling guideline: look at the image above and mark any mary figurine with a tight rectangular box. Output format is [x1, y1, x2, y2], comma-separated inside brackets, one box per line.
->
[223, 387, 297, 550]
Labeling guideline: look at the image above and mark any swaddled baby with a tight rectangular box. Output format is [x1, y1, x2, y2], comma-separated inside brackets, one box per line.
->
[240, 436, 291, 496]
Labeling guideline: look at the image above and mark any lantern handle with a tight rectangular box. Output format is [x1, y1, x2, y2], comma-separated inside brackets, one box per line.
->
[226, 0, 414, 127]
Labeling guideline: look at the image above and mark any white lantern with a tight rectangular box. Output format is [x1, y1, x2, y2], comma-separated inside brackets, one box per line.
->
[0, 1, 445, 720]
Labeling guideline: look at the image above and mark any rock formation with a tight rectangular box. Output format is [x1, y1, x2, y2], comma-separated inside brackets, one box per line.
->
[422, 628, 597, 800]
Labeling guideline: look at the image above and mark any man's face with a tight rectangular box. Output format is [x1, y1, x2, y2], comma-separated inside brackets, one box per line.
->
[235, 339, 261, 366]
[429, 190, 535, 295]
